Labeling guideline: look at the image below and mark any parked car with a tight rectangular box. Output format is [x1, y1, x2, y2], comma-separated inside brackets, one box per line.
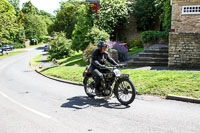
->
[3, 45, 14, 51]
[44, 45, 51, 51]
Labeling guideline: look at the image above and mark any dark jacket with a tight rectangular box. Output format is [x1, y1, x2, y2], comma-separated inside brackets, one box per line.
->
[89, 48, 118, 70]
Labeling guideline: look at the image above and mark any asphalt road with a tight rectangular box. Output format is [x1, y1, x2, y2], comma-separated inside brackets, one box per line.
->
[0, 47, 200, 133]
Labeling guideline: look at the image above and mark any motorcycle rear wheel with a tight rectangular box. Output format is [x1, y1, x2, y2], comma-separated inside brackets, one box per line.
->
[83, 77, 95, 98]
[115, 78, 136, 105]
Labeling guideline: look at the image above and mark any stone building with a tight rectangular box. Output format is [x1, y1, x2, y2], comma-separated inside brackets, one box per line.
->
[169, 0, 200, 68]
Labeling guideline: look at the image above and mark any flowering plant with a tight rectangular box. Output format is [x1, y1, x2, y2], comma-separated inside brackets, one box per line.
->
[107, 41, 128, 61]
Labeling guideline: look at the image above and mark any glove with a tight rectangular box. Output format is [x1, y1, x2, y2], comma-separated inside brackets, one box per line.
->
[100, 65, 107, 69]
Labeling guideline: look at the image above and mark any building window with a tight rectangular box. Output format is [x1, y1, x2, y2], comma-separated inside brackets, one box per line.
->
[182, 5, 200, 14]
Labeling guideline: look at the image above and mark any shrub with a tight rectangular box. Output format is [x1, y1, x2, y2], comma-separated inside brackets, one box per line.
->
[107, 41, 128, 61]
[1, 40, 25, 48]
[13, 42, 26, 48]
[49, 32, 73, 59]
[96, 0, 133, 35]
[83, 44, 97, 62]
[39, 36, 51, 43]
[141, 30, 168, 44]
[129, 40, 143, 48]
[86, 26, 110, 45]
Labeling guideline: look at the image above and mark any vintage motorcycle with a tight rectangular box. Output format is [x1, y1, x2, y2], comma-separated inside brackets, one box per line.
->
[83, 65, 136, 105]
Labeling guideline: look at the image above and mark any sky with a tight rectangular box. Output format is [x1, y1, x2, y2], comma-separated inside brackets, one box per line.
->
[20, 0, 63, 15]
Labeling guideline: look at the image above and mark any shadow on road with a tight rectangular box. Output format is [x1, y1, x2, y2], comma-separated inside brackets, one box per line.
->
[61, 96, 130, 110]
[36, 46, 45, 50]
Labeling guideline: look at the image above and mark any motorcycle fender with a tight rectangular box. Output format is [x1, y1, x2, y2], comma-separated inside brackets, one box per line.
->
[83, 72, 92, 77]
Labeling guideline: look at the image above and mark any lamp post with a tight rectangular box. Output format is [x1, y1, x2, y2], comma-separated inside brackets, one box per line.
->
[86, 0, 100, 13]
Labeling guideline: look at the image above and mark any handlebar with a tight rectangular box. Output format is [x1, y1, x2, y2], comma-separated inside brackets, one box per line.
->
[100, 64, 126, 69]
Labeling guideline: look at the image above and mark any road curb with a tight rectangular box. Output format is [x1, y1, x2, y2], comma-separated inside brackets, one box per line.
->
[33, 67, 199, 104]
[29, 60, 84, 87]
[35, 69, 84, 86]
[30, 59, 199, 104]
[166, 94, 200, 104]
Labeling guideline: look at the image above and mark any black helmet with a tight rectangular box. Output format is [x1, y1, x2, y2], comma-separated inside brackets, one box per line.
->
[98, 41, 107, 48]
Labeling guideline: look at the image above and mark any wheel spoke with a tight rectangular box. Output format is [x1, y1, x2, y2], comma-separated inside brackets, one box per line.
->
[117, 80, 134, 102]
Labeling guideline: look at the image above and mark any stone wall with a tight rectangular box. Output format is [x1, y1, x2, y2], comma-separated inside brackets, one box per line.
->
[169, 33, 200, 68]
[118, 16, 142, 42]
[169, 0, 200, 68]
[171, 0, 200, 33]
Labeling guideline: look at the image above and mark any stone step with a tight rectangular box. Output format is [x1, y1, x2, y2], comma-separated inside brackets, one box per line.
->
[133, 57, 168, 62]
[139, 52, 168, 58]
[147, 46, 168, 49]
[144, 48, 168, 53]
[128, 61, 168, 66]
[150, 44, 168, 47]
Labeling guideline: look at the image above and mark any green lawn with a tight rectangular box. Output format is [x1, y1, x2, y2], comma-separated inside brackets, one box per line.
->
[31, 54, 43, 66]
[128, 48, 144, 56]
[57, 52, 89, 66]
[0, 50, 27, 59]
[40, 66, 200, 98]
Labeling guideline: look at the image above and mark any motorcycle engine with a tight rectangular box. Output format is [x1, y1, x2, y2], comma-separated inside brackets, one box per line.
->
[103, 87, 112, 96]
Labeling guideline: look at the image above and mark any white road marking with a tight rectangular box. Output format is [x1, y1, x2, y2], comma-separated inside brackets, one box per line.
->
[0, 91, 52, 119]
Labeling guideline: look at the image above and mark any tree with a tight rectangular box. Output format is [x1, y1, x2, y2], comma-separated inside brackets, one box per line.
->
[23, 13, 48, 40]
[21, 0, 39, 15]
[7, 0, 20, 15]
[49, 1, 79, 39]
[72, 4, 95, 50]
[134, 0, 163, 31]
[39, 10, 55, 22]
[0, 0, 16, 41]
[95, 0, 133, 35]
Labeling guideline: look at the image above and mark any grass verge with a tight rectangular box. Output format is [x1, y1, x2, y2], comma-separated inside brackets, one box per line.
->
[128, 48, 144, 56]
[31, 54, 43, 66]
[57, 52, 89, 66]
[39, 66, 200, 98]
[0, 50, 27, 60]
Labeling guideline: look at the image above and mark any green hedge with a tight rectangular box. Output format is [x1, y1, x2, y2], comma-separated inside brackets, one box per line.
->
[129, 40, 143, 48]
[141, 30, 169, 44]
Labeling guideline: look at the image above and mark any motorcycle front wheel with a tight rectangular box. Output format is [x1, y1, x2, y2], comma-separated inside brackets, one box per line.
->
[83, 77, 95, 98]
[115, 78, 136, 105]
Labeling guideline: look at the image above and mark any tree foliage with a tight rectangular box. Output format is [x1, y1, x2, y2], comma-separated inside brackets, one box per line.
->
[23, 13, 48, 40]
[72, 4, 95, 51]
[134, 0, 163, 31]
[20, 1, 53, 42]
[21, 0, 39, 15]
[48, 1, 79, 39]
[7, 0, 20, 15]
[0, 0, 25, 46]
[39, 10, 55, 23]
[95, 0, 133, 35]
[162, 0, 171, 31]
[0, 0, 16, 40]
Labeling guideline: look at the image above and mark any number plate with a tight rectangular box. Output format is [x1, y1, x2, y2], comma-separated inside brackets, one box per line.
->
[114, 69, 121, 77]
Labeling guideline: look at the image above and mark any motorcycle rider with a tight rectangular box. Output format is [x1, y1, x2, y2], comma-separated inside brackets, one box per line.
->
[89, 41, 119, 94]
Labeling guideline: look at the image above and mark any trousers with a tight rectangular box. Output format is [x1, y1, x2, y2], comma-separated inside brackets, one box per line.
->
[91, 69, 110, 90]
